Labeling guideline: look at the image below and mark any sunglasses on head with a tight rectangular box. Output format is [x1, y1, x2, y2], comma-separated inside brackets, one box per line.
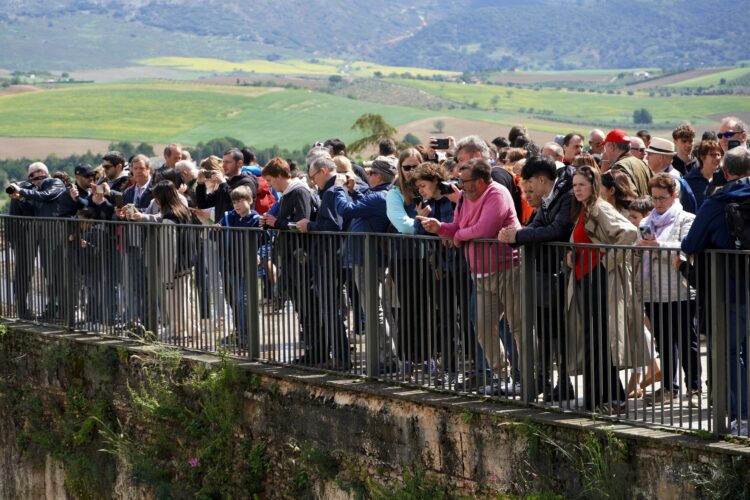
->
[717, 131, 739, 139]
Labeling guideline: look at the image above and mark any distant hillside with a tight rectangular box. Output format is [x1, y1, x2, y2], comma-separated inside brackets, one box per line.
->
[1, 0, 748, 71]
[378, 0, 750, 71]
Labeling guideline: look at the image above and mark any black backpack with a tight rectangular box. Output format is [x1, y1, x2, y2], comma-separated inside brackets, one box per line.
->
[725, 196, 750, 249]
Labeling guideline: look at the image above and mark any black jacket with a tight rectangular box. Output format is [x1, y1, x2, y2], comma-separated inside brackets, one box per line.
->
[515, 167, 574, 245]
[18, 178, 71, 218]
[196, 173, 258, 222]
[272, 180, 313, 229]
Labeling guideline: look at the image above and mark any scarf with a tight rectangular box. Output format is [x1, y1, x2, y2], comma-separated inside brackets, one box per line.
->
[647, 199, 682, 239]
[642, 199, 682, 279]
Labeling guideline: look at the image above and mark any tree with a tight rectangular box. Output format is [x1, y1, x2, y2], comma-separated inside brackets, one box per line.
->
[633, 108, 653, 124]
[434, 120, 445, 133]
[403, 133, 421, 146]
[348, 114, 397, 154]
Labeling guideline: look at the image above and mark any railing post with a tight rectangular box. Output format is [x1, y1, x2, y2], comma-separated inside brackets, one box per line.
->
[364, 234, 379, 378]
[245, 229, 260, 359]
[520, 245, 537, 403]
[1, 217, 11, 318]
[145, 223, 159, 337]
[64, 219, 76, 329]
[710, 252, 727, 435]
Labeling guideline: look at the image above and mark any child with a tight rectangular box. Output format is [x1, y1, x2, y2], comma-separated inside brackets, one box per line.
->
[627, 195, 653, 229]
[217, 186, 260, 349]
[626, 195, 661, 398]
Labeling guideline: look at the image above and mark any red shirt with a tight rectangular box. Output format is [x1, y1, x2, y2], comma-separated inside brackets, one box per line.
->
[573, 211, 601, 280]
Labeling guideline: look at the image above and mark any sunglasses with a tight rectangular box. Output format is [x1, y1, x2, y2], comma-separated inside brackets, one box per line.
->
[717, 131, 739, 139]
[28, 174, 46, 182]
[401, 163, 419, 172]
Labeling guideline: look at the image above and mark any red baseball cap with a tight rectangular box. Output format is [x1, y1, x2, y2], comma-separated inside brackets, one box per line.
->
[602, 129, 631, 145]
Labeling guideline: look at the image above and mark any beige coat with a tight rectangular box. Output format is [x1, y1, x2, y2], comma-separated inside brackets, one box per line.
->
[567, 199, 644, 374]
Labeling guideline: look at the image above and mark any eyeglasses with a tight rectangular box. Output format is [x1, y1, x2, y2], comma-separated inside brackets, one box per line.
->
[651, 195, 671, 202]
[308, 168, 321, 179]
[457, 177, 478, 188]
[401, 163, 419, 172]
[717, 131, 739, 139]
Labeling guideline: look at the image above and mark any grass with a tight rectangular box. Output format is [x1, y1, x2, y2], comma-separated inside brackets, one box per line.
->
[140, 56, 461, 78]
[139, 57, 341, 76]
[0, 82, 436, 147]
[388, 78, 750, 125]
[669, 67, 750, 88]
[345, 61, 460, 78]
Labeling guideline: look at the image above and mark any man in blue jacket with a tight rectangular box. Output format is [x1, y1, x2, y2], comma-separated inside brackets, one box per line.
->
[682, 146, 750, 435]
[298, 156, 350, 369]
[334, 156, 399, 373]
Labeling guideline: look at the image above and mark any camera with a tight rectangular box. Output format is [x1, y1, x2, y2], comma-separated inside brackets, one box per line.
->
[431, 138, 450, 150]
[202, 169, 216, 178]
[438, 180, 457, 195]
[5, 185, 17, 195]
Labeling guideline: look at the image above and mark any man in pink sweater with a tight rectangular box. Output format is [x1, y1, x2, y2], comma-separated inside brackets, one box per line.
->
[419, 156, 522, 395]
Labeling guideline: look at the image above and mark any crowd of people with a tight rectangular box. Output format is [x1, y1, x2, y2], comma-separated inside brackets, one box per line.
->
[5, 118, 750, 432]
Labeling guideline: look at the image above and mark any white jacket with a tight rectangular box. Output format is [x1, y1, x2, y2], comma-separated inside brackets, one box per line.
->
[638, 210, 695, 303]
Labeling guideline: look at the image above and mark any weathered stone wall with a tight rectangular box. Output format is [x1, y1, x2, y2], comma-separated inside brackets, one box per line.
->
[0, 323, 748, 499]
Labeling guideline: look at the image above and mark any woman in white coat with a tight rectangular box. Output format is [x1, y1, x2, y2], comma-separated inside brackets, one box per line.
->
[635, 173, 699, 408]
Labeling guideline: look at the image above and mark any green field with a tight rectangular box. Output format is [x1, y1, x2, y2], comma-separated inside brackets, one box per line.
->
[0, 83, 438, 147]
[139, 56, 461, 78]
[388, 79, 750, 124]
[668, 67, 750, 88]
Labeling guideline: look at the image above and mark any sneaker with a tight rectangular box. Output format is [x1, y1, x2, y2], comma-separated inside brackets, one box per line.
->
[476, 374, 500, 396]
[547, 382, 576, 402]
[687, 390, 701, 409]
[730, 419, 748, 437]
[644, 388, 678, 406]
[599, 400, 627, 415]
[499, 378, 521, 397]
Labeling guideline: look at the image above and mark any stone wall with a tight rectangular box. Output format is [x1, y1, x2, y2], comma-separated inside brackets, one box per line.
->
[0, 323, 748, 499]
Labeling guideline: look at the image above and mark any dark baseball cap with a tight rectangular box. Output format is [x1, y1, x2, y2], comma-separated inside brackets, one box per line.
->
[75, 163, 95, 177]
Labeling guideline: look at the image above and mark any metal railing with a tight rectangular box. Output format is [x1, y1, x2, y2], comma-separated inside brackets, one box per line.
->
[1, 215, 747, 437]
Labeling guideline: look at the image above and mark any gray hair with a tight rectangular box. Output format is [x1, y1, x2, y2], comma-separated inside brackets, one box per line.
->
[724, 146, 750, 177]
[455, 135, 491, 159]
[306, 145, 332, 167]
[28, 162, 49, 176]
[175, 159, 198, 177]
[721, 116, 748, 134]
[542, 142, 563, 158]
[309, 156, 336, 173]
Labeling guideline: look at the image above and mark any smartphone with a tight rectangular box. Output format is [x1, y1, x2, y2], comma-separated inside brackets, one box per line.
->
[114, 193, 124, 208]
[95, 184, 105, 194]
[432, 138, 450, 150]
[639, 226, 653, 240]
[287, 222, 299, 231]
[728, 139, 742, 149]
[413, 195, 425, 207]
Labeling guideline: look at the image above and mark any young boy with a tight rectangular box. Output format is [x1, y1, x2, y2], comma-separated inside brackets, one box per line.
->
[218, 186, 260, 349]
[627, 196, 653, 229]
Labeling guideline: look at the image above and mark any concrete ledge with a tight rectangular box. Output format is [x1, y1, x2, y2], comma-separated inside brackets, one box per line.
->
[3, 320, 750, 498]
